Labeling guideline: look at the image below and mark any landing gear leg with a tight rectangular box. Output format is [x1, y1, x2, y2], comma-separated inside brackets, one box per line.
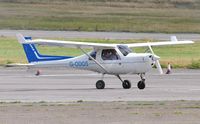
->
[101, 73, 105, 80]
[116, 75, 131, 89]
[137, 73, 146, 90]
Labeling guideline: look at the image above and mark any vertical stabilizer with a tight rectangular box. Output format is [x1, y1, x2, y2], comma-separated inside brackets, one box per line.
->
[16, 34, 73, 63]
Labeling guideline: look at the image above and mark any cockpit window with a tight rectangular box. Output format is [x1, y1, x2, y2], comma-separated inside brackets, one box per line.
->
[101, 49, 120, 60]
[117, 45, 132, 56]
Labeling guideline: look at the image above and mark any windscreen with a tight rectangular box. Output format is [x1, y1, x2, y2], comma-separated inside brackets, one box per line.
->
[117, 45, 132, 56]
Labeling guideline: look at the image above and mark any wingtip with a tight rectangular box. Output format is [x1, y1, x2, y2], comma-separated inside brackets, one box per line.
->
[16, 33, 26, 44]
[190, 40, 195, 43]
[170, 36, 178, 42]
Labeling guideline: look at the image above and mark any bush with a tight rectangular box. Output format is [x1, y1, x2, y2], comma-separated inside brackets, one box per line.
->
[187, 60, 200, 69]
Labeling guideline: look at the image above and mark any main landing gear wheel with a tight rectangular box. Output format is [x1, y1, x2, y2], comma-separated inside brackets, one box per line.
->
[137, 73, 146, 90]
[122, 80, 131, 89]
[116, 75, 131, 89]
[137, 80, 145, 90]
[96, 80, 105, 89]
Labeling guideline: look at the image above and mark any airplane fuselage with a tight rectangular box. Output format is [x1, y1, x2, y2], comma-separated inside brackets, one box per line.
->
[31, 52, 155, 75]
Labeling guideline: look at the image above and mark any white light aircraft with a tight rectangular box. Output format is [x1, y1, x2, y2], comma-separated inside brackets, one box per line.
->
[16, 34, 193, 89]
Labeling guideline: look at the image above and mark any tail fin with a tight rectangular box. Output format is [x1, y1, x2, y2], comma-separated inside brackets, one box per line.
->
[16, 34, 72, 63]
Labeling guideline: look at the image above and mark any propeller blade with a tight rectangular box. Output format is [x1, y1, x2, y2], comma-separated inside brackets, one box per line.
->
[155, 60, 163, 74]
[148, 44, 163, 74]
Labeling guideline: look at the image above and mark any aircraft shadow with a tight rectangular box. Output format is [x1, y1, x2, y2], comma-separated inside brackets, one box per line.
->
[0, 88, 126, 92]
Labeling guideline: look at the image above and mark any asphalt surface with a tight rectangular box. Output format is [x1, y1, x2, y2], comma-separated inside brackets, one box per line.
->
[0, 30, 200, 40]
[0, 67, 199, 102]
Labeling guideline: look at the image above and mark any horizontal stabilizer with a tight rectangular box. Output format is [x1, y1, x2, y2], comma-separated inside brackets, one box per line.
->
[6, 63, 34, 67]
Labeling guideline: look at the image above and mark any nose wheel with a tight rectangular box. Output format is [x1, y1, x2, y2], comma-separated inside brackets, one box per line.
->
[137, 80, 145, 89]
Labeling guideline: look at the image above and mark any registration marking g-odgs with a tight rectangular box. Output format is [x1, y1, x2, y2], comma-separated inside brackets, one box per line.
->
[69, 61, 88, 67]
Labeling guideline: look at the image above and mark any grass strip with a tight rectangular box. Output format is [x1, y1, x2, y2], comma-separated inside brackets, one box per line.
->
[0, 1, 200, 33]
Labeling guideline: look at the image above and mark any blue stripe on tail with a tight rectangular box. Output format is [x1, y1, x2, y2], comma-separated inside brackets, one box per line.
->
[22, 37, 73, 63]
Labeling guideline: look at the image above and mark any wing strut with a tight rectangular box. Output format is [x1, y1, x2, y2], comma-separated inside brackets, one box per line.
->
[78, 47, 109, 74]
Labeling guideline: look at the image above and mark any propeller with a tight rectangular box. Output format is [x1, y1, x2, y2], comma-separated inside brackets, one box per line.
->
[148, 44, 163, 74]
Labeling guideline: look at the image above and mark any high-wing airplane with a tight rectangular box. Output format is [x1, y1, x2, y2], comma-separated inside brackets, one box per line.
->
[16, 34, 193, 90]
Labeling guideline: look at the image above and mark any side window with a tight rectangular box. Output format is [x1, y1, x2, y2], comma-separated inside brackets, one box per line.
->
[89, 51, 96, 60]
[101, 49, 120, 60]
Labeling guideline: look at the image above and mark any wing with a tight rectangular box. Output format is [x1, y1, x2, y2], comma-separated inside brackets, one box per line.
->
[127, 36, 194, 48]
[28, 39, 116, 48]
[17, 34, 194, 48]
[16, 33, 115, 48]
